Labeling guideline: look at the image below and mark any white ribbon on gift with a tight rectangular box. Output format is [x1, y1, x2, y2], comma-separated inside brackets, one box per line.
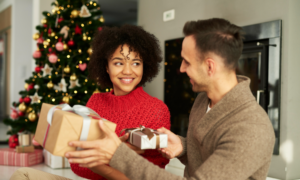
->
[129, 126, 156, 145]
[46, 104, 101, 150]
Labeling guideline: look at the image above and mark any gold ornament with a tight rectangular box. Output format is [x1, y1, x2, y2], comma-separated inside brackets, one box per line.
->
[33, 33, 39, 40]
[99, 15, 105, 23]
[51, 32, 56, 37]
[82, 33, 87, 41]
[64, 65, 71, 73]
[47, 81, 54, 89]
[71, 10, 79, 18]
[24, 83, 29, 89]
[28, 111, 37, 122]
[26, 106, 33, 114]
[87, 48, 93, 55]
[62, 96, 70, 104]
[93, 89, 100, 94]
[41, 18, 47, 24]
[70, 73, 77, 81]
[19, 103, 27, 112]
[43, 41, 49, 47]
[63, 43, 68, 50]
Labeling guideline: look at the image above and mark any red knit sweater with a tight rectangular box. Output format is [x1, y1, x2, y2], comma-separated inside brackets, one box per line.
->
[71, 87, 170, 180]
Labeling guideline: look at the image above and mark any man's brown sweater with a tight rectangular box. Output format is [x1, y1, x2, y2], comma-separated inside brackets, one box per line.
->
[109, 75, 275, 180]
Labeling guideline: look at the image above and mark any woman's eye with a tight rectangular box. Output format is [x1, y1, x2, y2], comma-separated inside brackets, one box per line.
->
[133, 62, 140, 66]
[115, 62, 122, 66]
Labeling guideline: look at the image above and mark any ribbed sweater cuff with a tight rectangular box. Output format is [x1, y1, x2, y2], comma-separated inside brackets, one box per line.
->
[177, 135, 187, 158]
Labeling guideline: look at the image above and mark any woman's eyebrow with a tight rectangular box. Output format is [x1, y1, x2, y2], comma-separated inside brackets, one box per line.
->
[132, 58, 142, 61]
[111, 57, 123, 61]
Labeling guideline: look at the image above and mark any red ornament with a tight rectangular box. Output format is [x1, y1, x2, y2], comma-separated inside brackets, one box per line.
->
[10, 110, 18, 119]
[67, 40, 75, 47]
[79, 63, 87, 71]
[18, 111, 25, 116]
[49, 54, 58, 64]
[98, 27, 103, 31]
[23, 97, 31, 104]
[75, 25, 82, 35]
[9, 135, 19, 148]
[19, 97, 23, 103]
[27, 83, 34, 91]
[58, 17, 64, 23]
[48, 47, 53, 53]
[43, 24, 47, 28]
[10, 107, 19, 119]
[55, 42, 64, 51]
[48, 28, 52, 34]
[37, 38, 43, 44]
[35, 66, 41, 73]
[33, 50, 41, 59]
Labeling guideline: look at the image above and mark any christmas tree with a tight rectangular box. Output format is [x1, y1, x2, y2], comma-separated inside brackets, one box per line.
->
[4, 0, 107, 136]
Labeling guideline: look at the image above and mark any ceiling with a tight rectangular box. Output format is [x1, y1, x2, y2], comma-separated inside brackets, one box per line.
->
[98, 0, 138, 26]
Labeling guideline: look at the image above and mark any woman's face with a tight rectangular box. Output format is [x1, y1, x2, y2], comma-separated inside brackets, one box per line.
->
[107, 44, 143, 96]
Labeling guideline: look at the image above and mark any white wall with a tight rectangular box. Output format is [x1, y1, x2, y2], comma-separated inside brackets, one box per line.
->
[138, 0, 300, 179]
[0, 0, 52, 104]
[0, 0, 12, 12]
[10, 0, 33, 103]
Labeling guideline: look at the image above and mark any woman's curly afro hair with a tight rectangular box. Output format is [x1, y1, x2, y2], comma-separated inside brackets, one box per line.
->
[88, 24, 162, 88]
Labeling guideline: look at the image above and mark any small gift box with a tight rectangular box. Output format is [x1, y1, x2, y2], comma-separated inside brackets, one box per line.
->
[43, 149, 70, 169]
[0, 148, 43, 166]
[34, 103, 117, 157]
[123, 125, 168, 150]
[16, 145, 35, 153]
[18, 131, 33, 146]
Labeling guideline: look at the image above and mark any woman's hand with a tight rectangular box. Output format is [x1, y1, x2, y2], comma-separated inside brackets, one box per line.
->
[65, 120, 121, 168]
[157, 127, 183, 159]
[119, 133, 145, 154]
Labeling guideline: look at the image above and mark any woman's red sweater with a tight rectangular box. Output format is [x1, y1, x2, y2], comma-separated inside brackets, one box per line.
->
[70, 87, 170, 180]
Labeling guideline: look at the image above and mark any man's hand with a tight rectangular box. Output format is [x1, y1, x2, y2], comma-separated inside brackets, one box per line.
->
[65, 120, 121, 168]
[119, 133, 145, 155]
[157, 127, 183, 159]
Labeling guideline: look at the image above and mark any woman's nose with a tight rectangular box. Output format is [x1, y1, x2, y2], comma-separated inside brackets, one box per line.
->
[122, 63, 132, 74]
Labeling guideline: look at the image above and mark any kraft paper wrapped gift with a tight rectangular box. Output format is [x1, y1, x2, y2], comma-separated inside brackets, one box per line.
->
[43, 149, 70, 169]
[18, 131, 33, 146]
[16, 145, 35, 153]
[34, 103, 117, 157]
[124, 126, 168, 150]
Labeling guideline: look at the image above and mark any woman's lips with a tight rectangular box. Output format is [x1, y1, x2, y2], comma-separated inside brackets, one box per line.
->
[120, 78, 134, 84]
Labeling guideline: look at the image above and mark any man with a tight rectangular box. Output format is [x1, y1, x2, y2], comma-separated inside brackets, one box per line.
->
[66, 18, 275, 180]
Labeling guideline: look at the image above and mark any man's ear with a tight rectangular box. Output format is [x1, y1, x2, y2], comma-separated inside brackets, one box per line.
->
[206, 58, 215, 76]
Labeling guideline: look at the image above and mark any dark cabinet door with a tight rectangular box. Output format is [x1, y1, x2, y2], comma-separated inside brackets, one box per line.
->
[236, 40, 269, 112]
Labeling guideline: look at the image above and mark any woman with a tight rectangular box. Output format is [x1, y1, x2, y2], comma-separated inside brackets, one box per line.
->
[70, 25, 170, 179]
[10, 25, 170, 180]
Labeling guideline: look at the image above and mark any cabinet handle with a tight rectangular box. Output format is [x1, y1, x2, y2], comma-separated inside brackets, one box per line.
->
[256, 90, 264, 103]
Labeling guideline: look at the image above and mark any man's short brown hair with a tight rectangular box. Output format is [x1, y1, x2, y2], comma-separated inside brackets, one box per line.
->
[183, 18, 244, 70]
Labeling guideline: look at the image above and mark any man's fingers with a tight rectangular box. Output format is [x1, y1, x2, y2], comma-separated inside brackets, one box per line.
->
[65, 149, 95, 158]
[68, 140, 97, 149]
[68, 155, 99, 164]
[157, 127, 171, 134]
[119, 133, 129, 142]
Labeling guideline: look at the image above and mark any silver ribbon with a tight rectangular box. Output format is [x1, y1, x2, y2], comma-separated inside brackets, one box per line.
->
[47, 104, 100, 150]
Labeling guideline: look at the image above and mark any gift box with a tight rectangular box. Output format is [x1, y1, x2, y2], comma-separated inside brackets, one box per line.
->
[124, 126, 168, 150]
[43, 149, 70, 169]
[16, 145, 35, 153]
[0, 148, 43, 166]
[18, 131, 33, 146]
[34, 103, 117, 157]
